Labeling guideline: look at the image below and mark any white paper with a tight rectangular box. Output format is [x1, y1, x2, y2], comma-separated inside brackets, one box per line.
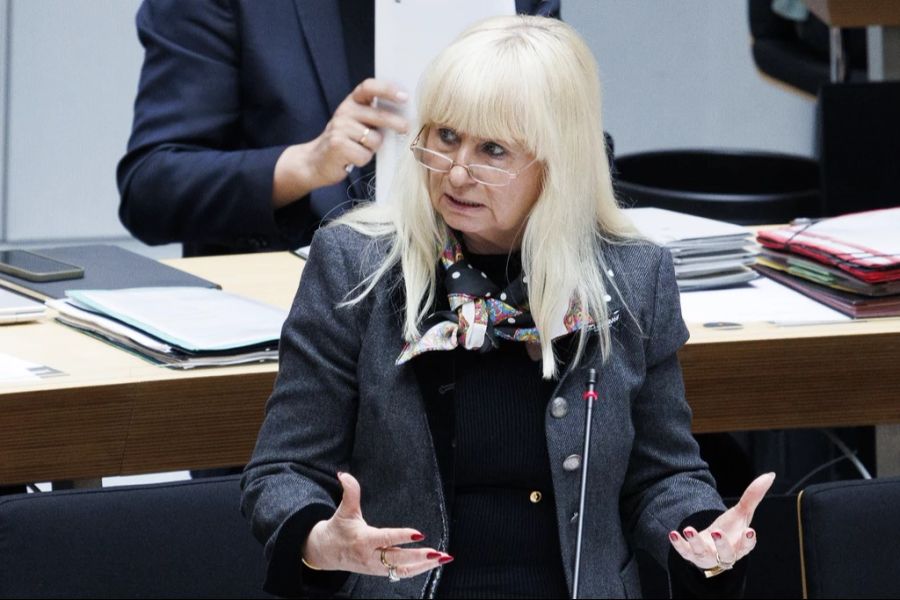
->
[0, 287, 46, 324]
[624, 207, 753, 245]
[374, 0, 516, 204]
[806, 207, 900, 256]
[65, 287, 288, 352]
[48, 299, 175, 354]
[0, 353, 62, 382]
[679, 278, 850, 326]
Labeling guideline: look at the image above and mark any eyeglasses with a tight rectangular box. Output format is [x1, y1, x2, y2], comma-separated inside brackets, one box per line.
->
[409, 131, 537, 187]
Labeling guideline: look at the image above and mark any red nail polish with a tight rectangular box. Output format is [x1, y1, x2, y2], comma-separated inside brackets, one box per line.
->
[669, 532, 679, 542]
[746, 530, 755, 539]
[426, 552, 441, 559]
[684, 530, 694, 539]
[438, 555, 454, 564]
[711, 531, 722, 541]
[411, 533, 425, 542]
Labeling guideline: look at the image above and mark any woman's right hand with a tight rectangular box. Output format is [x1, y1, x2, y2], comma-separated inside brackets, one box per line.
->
[273, 79, 409, 208]
[301, 472, 452, 580]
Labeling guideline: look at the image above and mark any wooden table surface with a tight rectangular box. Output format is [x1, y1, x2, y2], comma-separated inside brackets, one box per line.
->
[2, 251, 899, 485]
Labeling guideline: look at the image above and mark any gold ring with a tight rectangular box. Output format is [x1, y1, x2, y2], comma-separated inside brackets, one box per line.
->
[380, 548, 400, 583]
[357, 127, 371, 146]
[703, 552, 735, 578]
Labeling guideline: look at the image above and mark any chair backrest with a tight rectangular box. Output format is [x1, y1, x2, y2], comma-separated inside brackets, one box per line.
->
[0, 475, 272, 599]
[817, 81, 900, 216]
[798, 476, 900, 599]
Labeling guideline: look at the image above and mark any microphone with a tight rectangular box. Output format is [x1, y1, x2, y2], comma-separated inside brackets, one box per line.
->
[572, 368, 598, 600]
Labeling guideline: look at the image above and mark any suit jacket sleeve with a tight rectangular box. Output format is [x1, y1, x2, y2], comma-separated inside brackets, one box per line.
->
[116, 0, 313, 249]
[618, 250, 726, 568]
[241, 226, 371, 596]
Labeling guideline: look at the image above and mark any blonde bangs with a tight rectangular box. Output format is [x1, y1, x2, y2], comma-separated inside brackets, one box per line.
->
[416, 27, 549, 154]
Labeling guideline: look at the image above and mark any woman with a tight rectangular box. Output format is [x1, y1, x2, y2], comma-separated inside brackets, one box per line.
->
[241, 15, 773, 599]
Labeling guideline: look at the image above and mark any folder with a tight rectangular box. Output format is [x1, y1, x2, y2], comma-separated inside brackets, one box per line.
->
[757, 208, 900, 283]
[755, 265, 900, 318]
[0, 244, 219, 301]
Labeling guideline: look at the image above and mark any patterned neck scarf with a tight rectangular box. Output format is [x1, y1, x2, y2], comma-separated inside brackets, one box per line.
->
[396, 230, 594, 364]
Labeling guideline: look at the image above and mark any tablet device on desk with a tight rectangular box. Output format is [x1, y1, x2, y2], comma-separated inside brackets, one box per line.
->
[0, 288, 46, 324]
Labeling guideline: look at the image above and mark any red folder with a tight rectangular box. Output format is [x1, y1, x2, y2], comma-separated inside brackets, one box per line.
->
[757, 208, 900, 283]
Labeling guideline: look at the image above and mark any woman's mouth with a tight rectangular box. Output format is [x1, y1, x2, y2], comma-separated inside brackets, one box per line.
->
[445, 193, 483, 209]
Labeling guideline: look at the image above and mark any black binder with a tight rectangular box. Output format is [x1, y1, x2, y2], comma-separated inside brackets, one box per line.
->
[0, 244, 219, 301]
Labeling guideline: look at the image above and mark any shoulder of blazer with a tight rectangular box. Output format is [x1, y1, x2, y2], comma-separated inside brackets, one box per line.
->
[600, 239, 667, 303]
[309, 224, 399, 296]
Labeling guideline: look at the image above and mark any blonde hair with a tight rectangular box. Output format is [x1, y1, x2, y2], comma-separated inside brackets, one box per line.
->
[337, 15, 638, 379]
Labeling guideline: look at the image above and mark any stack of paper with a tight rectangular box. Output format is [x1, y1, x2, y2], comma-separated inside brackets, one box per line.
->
[624, 208, 759, 291]
[0, 288, 46, 324]
[755, 207, 900, 318]
[50, 287, 288, 368]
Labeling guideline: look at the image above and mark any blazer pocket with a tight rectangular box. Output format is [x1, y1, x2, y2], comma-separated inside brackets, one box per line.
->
[618, 553, 642, 599]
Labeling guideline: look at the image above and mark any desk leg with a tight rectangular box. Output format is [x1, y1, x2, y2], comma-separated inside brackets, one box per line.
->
[51, 478, 102, 490]
[876, 425, 900, 477]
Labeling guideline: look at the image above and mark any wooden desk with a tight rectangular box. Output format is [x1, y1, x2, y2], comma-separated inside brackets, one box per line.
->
[2, 251, 900, 485]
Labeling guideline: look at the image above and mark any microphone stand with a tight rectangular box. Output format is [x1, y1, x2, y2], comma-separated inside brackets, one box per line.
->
[572, 368, 598, 600]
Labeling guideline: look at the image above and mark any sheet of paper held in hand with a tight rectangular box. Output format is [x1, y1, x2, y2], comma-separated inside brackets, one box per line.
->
[374, 0, 516, 204]
[65, 287, 288, 352]
[679, 278, 851, 326]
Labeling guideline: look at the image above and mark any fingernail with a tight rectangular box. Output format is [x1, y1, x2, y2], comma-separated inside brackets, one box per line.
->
[336, 471, 344, 478]
[684, 530, 694, 539]
[711, 531, 722, 541]
[746, 530, 755, 539]
[438, 555, 454, 564]
[396, 91, 409, 102]
[426, 552, 442, 559]
[411, 533, 425, 542]
[669, 532, 679, 542]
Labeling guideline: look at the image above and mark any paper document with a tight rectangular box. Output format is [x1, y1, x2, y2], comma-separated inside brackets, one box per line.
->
[0, 288, 46, 324]
[679, 278, 850, 326]
[374, 0, 516, 204]
[625, 207, 752, 246]
[0, 353, 64, 383]
[624, 207, 759, 291]
[65, 287, 288, 352]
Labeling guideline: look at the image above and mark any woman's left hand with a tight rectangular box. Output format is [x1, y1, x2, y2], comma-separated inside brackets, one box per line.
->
[667, 472, 776, 575]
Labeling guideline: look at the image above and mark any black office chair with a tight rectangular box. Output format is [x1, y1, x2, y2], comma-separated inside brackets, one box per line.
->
[798, 476, 900, 599]
[0, 475, 272, 599]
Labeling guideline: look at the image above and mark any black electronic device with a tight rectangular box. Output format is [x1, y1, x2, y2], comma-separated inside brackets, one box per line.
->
[0, 249, 84, 282]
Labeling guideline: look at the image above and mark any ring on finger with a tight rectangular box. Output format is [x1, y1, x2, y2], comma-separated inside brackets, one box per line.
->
[357, 126, 371, 146]
[380, 548, 401, 583]
[703, 551, 735, 578]
[715, 550, 735, 569]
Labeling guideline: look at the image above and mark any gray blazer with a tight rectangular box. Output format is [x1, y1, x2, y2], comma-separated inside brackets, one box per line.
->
[241, 224, 725, 598]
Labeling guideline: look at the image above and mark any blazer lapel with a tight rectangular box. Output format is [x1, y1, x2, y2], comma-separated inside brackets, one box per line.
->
[292, 0, 352, 115]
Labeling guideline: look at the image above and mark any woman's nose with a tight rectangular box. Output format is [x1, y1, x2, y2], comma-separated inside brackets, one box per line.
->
[447, 163, 473, 187]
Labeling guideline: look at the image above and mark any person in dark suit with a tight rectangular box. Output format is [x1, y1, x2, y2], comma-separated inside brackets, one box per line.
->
[117, 0, 559, 258]
[241, 15, 773, 598]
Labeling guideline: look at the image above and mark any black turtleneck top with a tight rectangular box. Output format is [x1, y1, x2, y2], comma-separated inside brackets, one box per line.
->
[433, 251, 569, 599]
